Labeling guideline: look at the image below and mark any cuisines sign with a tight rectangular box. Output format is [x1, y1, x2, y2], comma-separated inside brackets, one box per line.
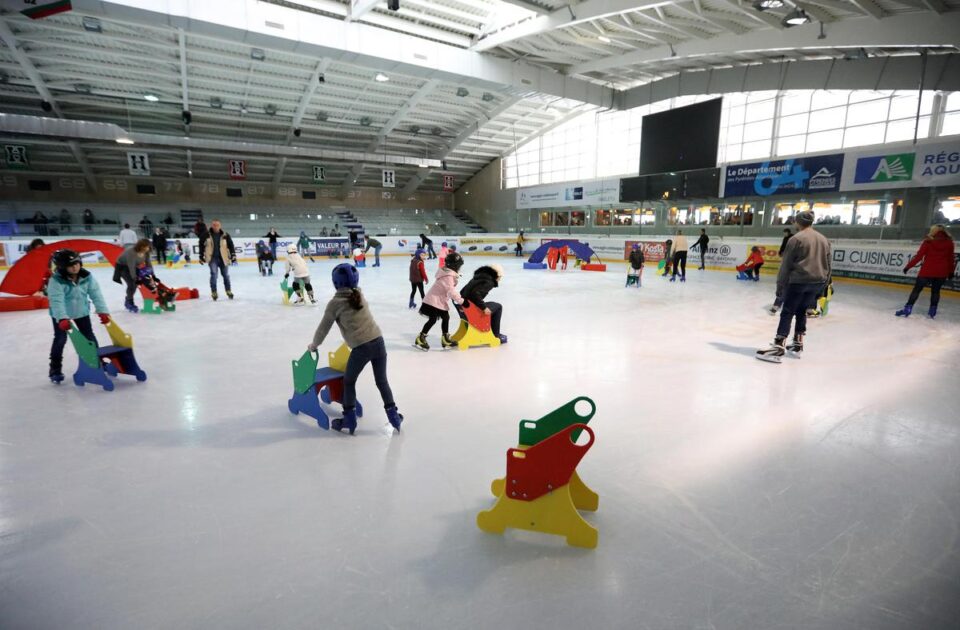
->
[841, 137, 960, 191]
[722, 154, 843, 197]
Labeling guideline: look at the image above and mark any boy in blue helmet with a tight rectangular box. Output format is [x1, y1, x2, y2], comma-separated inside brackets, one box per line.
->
[307, 263, 403, 434]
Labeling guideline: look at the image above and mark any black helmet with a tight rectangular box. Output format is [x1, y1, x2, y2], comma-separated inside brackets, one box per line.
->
[52, 249, 81, 271]
[445, 251, 464, 272]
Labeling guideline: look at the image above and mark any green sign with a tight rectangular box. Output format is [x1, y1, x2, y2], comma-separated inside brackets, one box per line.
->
[854, 152, 915, 184]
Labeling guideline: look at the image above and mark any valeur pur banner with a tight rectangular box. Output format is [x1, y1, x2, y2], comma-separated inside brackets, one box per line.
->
[722, 153, 843, 197]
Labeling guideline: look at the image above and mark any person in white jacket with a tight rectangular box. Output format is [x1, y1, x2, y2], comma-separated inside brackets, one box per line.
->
[284, 244, 315, 304]
[414, 252, 464, 351]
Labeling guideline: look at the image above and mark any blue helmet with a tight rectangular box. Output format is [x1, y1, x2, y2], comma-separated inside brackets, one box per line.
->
[332, 263, 359, 289]
[631, 243, 640, 251]
[414, 248, 425, 258]
[441, 241, 447, 247]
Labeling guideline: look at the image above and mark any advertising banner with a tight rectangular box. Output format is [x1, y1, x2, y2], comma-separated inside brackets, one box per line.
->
[458, 236, 513, 255]
[516, 178, 620, 209]
[841, 138, 960, 191]
[831, 243, 960, 291]
[623, 240, 669, 262]
[722, 153, 843, 197]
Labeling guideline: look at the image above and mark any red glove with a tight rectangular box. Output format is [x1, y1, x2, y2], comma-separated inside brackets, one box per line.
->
[98, 313, 111, 324]
[57, 319, 72, 331]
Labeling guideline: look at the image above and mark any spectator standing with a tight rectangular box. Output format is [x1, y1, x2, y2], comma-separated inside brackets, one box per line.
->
[119, 223, 138, 248]
[778, 228, 793, 257]
[756, 211, 831, 363]
[152, 227, 168, 265]
[59, 209, 71, 232]
[200, 219, 236, 300]
[139, 215, 153, 236]
[194, 218, 208, 241]
[82, 208, 95, 231]
[694, 229, 709, 270]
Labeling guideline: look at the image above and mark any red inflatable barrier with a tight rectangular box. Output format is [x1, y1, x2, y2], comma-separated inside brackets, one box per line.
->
[0, 295, 50, 312]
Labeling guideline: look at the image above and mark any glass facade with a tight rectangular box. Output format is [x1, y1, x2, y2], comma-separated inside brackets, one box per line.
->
[503, 89, 957, 190]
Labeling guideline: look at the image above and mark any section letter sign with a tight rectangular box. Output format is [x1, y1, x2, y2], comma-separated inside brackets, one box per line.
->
[382, 169, 396, 188]
[442, 174, 454, 192]
[127, 152, 150, 176]
[228, 159, 246, 180]
[312, 165, 325, 183]
[722, 153, 843, 197]
[3, 145, 28, 169]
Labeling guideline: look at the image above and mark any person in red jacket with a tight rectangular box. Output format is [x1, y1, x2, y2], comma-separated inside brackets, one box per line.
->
[408, 248, 428, 309]
[896, 225, 955, 319]
[736, 246, 765, 281]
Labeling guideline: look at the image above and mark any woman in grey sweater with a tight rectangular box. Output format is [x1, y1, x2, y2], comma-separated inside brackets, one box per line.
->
[307, 263, 403, 434]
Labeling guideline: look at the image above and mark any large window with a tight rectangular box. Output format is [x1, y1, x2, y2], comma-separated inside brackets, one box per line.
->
[503, 89, 955, 190]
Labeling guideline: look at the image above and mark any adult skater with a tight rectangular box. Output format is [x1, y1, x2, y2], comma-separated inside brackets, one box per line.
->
[670, 229, 689, 282]
[151, 227, 167, 265]
[756, 211, 831, 363]
[200, 219, 236, 300]
[778, 228, 793, 257]
[307, 263, 403, 434]
[895, 224, 955, 319]
[695, 229, 709, 270]
[118, 223, 138, 248]
[113, 239, 152, 312]
[364, 235, 383, 267]
[460, 263, 507, 344]
[193, 218, 208, 241]
[264, 227, 280, 260]
[419, 233, 436, 259]
[515, 231, 525, 257]
[47, 249, 110, 383]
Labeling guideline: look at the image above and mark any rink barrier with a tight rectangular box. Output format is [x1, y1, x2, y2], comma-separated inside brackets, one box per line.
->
[477, 397, 599, 549]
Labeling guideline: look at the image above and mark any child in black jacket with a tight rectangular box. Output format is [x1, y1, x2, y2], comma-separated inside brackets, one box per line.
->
[459, 264, 506, 343]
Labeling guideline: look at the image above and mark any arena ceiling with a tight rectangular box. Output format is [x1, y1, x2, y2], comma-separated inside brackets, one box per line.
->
[0, 0, 957, 195]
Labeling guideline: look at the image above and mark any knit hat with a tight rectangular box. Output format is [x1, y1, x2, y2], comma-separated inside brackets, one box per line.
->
[795, 210, 815, 227]
[287, 244, 298, 254]
[331, 263, 359, 289]
[414, 248, 425, 258]
[631, 243, 640, 251]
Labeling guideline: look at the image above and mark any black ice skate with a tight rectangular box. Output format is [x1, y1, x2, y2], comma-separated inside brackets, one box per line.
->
[786, 334, 803, 358]
[756, 337, 786, 363]
[414, 334, 429, 351]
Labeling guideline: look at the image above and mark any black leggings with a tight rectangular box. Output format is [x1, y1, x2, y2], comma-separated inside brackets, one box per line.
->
[420, 304, 450, 336]
[410, 282, 425, 300]
[485, 301, 503, 337]
[672, 251, 687, 278]
[50, 315, 97, 371]
[906, 277, 945, 308]
[342, 337, 393, 411]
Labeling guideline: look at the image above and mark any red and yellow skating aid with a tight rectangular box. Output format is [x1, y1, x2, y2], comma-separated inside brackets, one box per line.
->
[450, 304, 501, 351]
[477, 424, 598, 549]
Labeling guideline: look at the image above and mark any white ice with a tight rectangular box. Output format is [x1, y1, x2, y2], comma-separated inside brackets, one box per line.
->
[1, 256, 959, 630]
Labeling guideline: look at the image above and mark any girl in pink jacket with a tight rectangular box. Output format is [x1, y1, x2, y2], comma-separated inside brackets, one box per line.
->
[414, 252, 464, 351]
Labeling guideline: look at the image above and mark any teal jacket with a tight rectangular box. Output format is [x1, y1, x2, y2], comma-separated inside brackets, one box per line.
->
[47, 269, 110, 321]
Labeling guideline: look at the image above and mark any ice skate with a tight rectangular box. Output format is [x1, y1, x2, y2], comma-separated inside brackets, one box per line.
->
[928, 305, 937, 319]
[414, 334, 429, 351]
[785, 334, 803, 358]
[408, 298, 416, 309]
[331, 408, 358, 435]
[386, 405, 403, 431]
[226, 290, 234, 300]
[766, 305, 779, 316]
[895, 304, 912, 317]
[670, 276, 676, 282]
[680, 276, 686, 283]
[440, 333, 456, 349]
[497, 334, 508, 344]
[756, 337, 786, 363]
[211, 291, 218, 301]
[124, 299, 139, 314]
[308, 292, 317, 304]
[49, 367, 64, 384]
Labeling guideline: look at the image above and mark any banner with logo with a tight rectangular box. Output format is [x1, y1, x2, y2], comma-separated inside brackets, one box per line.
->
[831, 243, 960, 291]
[722, 153, 843, 197]
[516, 178, 620, 209]
[842, 138, 960, 191]
[228, 159, 246, 180]
[127, 152, 150, 176]
[3, 145, 28, 169]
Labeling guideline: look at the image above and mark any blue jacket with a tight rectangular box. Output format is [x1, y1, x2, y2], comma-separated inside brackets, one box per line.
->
[47, 269, 109, 321]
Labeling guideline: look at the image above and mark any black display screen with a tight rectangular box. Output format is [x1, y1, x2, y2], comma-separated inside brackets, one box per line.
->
[683, 168, 720, 198]
[639, 98, 722, 175]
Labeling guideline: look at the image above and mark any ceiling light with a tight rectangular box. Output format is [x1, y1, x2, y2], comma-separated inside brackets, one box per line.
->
[456, 87, 469, 97]
[409, 125, 420, 134]
[375, 73, 389, 82]
[752, 0, 784, 9]
[482, 92, 494, 102]
[293, 128, 302, 137]
[210, 96, 223, 109]
[240, 104, 248, 114]
[598, 35, 611, 43]
[251, 48, 266, 61]
[182, 110, 192, 125]
[432, 127, 443, 136]
[41, 100, 53, 112]
[360, 116, 372, 126]
[782, 8, 811, 25]
[116, 137, 135, 145]
[143, 94, 159, 102]
[316, 111, 328, 121]
[318, 73, 325, 83]
[74, 83, 92, 94]
[265, 104, 277, 115]
[82, 17, 102, 33]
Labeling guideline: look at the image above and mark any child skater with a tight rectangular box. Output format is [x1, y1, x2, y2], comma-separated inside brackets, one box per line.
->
[284, 244, 315, 304]
[627, 243, 644, 287]
[135, 259, 177, 310]
[437, 242, 449, 268]
[408, 248, 428, 309]
[307, 263, 403, 434]
[47, 249, 110, 383]
[415, 251, 464, 351]
[256, 240, 274, 276]
[736, 246, 765, 281]
[460, 263, 507, 344]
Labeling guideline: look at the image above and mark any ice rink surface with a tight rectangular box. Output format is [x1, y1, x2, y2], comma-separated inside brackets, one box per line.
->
[1, 255, 958, 630]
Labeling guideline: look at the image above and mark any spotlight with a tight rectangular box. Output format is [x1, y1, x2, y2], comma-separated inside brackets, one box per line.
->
[318, 73, 325, 83]
[182, 110, 192, 125]
[388, 0, 400, 9]
[265, 104, 277, 116]
[360, 116, 372, 126]
[317, 111, 329, 121]
[375, 73, 389, 82]
[82, 17, 102, 33]
[598, 35, 611, 43]
[456, 87, 469, 97]
[41, 100, 52, 113]
[782, 8, 810, 25]
[144, 93, 159, 102]
[293, 128, 302, 137]
[210, 97, 223, 109]
[251, 48, 265, 61]
[482, 92, 494, 102]
[752, 0, 784, 9]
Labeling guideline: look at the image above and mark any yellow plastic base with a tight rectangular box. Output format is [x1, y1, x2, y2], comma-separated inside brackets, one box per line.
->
[165, 261, 186, 269]
[491, 469, 598, 512]
[477, 483, 598, 549]
[452, 322, 501, 351]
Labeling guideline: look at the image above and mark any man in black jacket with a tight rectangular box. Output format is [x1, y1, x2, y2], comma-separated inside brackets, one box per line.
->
[151, 227, 168, 265]
[778, 228, 793, 257]
[264, 227, 279, 260]
[419, 233, 436, 259]
[459, 264, 506, 343]
[695, 229, 709, 270]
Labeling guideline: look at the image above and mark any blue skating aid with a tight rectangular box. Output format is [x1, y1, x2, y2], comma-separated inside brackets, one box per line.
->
[69, 321, 147, 391]
[288, 346, 363, 430]
[524, 262, 547, 270]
